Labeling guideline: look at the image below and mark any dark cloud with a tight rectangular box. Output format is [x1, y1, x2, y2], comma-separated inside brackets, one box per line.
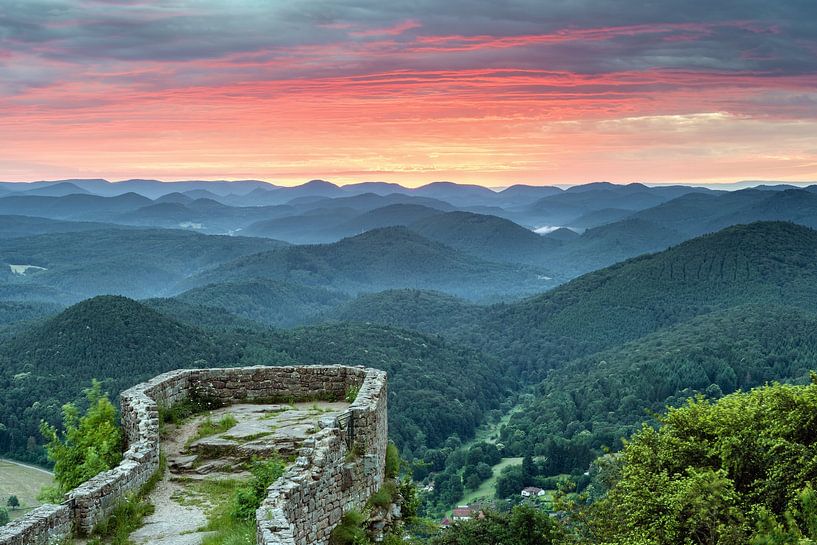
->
[0, 0, 815, 113]
[1, 0, 815, 69]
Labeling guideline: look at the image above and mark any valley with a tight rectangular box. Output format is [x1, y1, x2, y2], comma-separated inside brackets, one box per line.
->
[2, 179, 817, 544]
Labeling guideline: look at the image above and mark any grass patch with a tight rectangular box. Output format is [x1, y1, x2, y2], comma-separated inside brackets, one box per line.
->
[259, 408, 288, 420]
[0, 459, 54, 521]
[158, 399, 205, 428]
[309, 403, 334, 414]
[191, 457, 285, 545]
[189, 414, 238, 444]
[367, 481, 398, 510]
[89, 493, 155, 545]
[223, 431, 273, 443]
[456, 457, 523, 508]
[345, 442, 365, 462]
[172, 478, 245, 519]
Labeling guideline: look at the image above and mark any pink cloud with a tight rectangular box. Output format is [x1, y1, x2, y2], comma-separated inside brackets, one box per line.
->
[349, 20, 422, 37]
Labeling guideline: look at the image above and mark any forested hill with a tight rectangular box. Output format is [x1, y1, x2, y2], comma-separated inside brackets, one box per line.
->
[497, 304, 817, 479]
[0, 296, 505, 464]
[327, 289, 482, 335]
[471, 221, 817, 378]
[181, 226, 556, 300]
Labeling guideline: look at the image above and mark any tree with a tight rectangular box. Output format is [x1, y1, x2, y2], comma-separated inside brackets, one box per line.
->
[0, 507, 9, 526]
[6, 495, 19, 510]
[589, 381, 817, 545]
[429, 505, 561, 545]
[40, 380, 122, 493]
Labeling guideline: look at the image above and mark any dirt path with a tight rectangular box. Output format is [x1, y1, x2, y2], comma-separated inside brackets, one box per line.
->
[129, 418, 212, 545]
[128, 401, 349, 545]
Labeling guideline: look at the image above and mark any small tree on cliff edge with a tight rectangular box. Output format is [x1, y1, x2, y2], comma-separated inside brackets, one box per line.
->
[40, 380, 123, 493]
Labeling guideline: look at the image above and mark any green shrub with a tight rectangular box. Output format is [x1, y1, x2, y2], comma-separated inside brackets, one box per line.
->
[369, 481, 398, 509]
[329, 510, 369, 545]
[385, 442, 400, 479]
[91, 492, 154, 545]
[230, 457, 286, 521]
[398, 477, 420, 520]
[40, 380, 123, 493]
[344, 384, 361, 403]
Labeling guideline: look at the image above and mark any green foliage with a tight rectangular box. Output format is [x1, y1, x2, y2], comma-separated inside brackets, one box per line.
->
[230, 457, 286, 521]
[590, 380, 817, 545]
[40, 380, 122, 493]
[174, 278, 348, 328]
[385, 442, 401, 479]
[0, 506, 8, 526]
[90, 492, 155, 545]
[752, 486, 817, 544]
[399, 477, 421, 521]
[329, 510, 369, 545]
[369, 481, 398, 509]
[500, 304, 817, 478]
[345, 384, 361, 403]
[429, 505, 561, 545]
[191, 414, 238, 442]
[6, 495, 19, 509]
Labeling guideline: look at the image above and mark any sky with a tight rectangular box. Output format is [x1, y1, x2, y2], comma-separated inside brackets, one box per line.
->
[1, 1, 817, 187]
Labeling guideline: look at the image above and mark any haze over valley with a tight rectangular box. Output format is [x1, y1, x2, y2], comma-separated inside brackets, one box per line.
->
[3, 1, 817, 543]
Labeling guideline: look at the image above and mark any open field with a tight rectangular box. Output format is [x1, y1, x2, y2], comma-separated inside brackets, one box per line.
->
[458, 456, 523, 507]
[0, 459, 54, 521]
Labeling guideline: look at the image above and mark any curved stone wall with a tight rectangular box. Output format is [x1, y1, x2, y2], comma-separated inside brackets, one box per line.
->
[0, 365, 387, 545]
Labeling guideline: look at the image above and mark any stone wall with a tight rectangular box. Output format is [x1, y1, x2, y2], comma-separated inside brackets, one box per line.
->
[0, 365, 387, 545]
[0, 504, 71, 545]
[257, 367, 388, 545]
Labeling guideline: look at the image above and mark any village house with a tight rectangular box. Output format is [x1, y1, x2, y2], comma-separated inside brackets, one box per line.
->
[521, 486, 546, 498]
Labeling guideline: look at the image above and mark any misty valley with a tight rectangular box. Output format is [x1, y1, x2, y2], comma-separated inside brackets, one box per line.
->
[1, 179, 817, 544]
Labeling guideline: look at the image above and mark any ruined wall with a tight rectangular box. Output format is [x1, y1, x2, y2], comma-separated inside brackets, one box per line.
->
[0, 504, 71, 545]
[257, 367, 388, 545]
[0, 365, 387, 545]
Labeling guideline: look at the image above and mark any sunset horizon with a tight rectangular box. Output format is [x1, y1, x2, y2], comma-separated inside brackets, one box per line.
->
[3, 1, 816, 186]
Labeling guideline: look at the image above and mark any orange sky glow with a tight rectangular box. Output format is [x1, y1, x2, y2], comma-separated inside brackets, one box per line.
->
[2, 2, 816, 187]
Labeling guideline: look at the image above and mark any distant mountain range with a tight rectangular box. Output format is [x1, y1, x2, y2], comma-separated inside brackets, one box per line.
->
[3, 181, 817, 304]
[4, 220, 817, 473]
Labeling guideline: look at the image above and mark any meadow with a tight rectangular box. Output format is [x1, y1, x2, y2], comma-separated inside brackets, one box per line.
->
[0, 459, 53, 520]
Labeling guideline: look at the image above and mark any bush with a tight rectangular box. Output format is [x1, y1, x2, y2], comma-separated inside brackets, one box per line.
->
[0, 507, 9, 526]
[398, 477, 420, 520]
[40, 380, 123, 493]
[329, 510, 369, 545]
[91, 492, 154, 545]
[345, 384, 361, 403]
[385, 442, 400, 479]
[369, 481, 398, 509]
[230, 457, 285, 521]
